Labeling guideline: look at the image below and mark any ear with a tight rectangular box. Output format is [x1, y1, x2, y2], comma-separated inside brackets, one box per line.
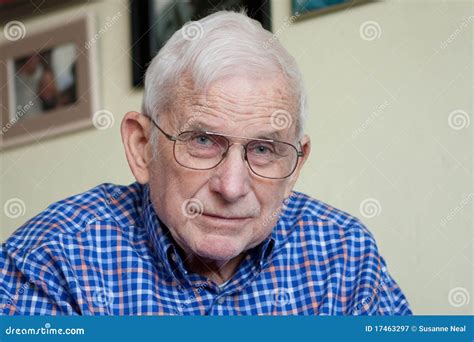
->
[121, 111, 152, 184]
[284, 134, 311, 198]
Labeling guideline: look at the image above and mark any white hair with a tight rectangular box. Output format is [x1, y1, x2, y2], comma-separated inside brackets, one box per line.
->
[142, 10, 308, 150]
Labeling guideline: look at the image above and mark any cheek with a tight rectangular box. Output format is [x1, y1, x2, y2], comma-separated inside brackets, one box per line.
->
[149, 156, 203, 227]
[251, 185, 289, 237]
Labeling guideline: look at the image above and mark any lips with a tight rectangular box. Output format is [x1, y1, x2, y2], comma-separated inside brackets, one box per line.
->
[202, 213, 252, 220]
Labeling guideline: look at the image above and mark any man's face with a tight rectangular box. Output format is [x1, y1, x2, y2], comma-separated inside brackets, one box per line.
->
[148, 74, 307, 262]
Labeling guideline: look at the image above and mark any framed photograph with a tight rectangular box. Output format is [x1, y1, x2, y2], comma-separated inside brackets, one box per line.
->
[0, 15, 98, 150]
[130, 0, 271, 87]
[291, 0, 371, 19]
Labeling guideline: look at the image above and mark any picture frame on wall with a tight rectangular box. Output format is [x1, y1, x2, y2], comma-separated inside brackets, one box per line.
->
[291, 0, 370, 19]
[0, 15, 98, 150]
[130, 0, 272, 87]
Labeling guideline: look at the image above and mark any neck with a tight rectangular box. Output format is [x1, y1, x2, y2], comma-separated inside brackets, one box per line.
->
[183, 253, 246, 285]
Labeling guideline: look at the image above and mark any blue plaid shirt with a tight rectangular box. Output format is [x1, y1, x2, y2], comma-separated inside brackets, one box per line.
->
[0, 182, 411, 315]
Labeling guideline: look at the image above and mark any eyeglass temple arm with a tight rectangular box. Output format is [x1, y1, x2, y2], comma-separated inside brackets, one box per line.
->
[149, 117, 177, 141]
[297, 142, 304, 157]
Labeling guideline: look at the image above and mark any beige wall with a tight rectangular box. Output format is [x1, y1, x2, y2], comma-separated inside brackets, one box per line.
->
[1, 0, 472, 315]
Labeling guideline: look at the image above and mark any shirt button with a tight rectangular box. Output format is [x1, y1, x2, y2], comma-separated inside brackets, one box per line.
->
[171, 253, 178, 262]
[217, 297, 225, 305]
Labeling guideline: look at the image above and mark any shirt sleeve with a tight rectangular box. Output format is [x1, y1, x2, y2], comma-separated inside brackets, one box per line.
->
[0, 243, 78, 315]
[346, 221, 412, 315]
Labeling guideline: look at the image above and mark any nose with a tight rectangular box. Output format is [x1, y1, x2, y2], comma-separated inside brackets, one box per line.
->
[208, 144, 250, 203]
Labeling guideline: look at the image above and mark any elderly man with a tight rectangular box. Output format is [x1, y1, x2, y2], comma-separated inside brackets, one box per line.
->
[0, 11, 411, 315]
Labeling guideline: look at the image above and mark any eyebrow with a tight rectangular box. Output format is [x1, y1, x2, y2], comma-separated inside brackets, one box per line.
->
[254, 131, 285, 141]
[181, 121, 211, 132]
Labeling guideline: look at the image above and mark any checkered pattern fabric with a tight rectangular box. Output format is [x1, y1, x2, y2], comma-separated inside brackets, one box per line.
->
[1, 182, 411, 315]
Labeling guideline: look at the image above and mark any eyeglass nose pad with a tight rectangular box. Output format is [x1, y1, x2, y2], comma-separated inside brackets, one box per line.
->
[223, 143, 246, 160]
[235, 143, 247, 161]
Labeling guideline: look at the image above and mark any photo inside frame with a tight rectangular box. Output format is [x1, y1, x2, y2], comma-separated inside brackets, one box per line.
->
[12, 42, 78, 122]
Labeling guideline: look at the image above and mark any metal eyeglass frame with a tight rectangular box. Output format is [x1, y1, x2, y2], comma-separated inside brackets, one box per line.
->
[148, 117, 304, 180]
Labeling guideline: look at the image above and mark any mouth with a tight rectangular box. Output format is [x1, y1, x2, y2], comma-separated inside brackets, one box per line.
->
[201, 213, 253, 221]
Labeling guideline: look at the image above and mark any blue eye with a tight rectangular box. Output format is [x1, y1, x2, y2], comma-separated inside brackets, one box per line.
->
[195, 135, 213, 145]
[188, 134, 220, 150]
[250, 144, 275, 155]
[189, 134, 214, 146]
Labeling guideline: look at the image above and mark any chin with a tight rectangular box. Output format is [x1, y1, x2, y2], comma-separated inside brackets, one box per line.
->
[192, 235, 245, 261]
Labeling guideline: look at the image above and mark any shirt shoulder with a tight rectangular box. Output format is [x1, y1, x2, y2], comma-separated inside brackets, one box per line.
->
[286, 191, 412, 315]
[286, 190, 375, 245]
[4, 182, 144, 258]
[1, 182, 146, 314]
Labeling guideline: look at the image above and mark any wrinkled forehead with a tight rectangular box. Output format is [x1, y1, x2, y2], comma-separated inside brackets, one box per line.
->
[167, 74, 299, 140]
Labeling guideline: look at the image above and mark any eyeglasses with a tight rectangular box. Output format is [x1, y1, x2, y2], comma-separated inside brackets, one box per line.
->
[148, 118, 304, 179]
